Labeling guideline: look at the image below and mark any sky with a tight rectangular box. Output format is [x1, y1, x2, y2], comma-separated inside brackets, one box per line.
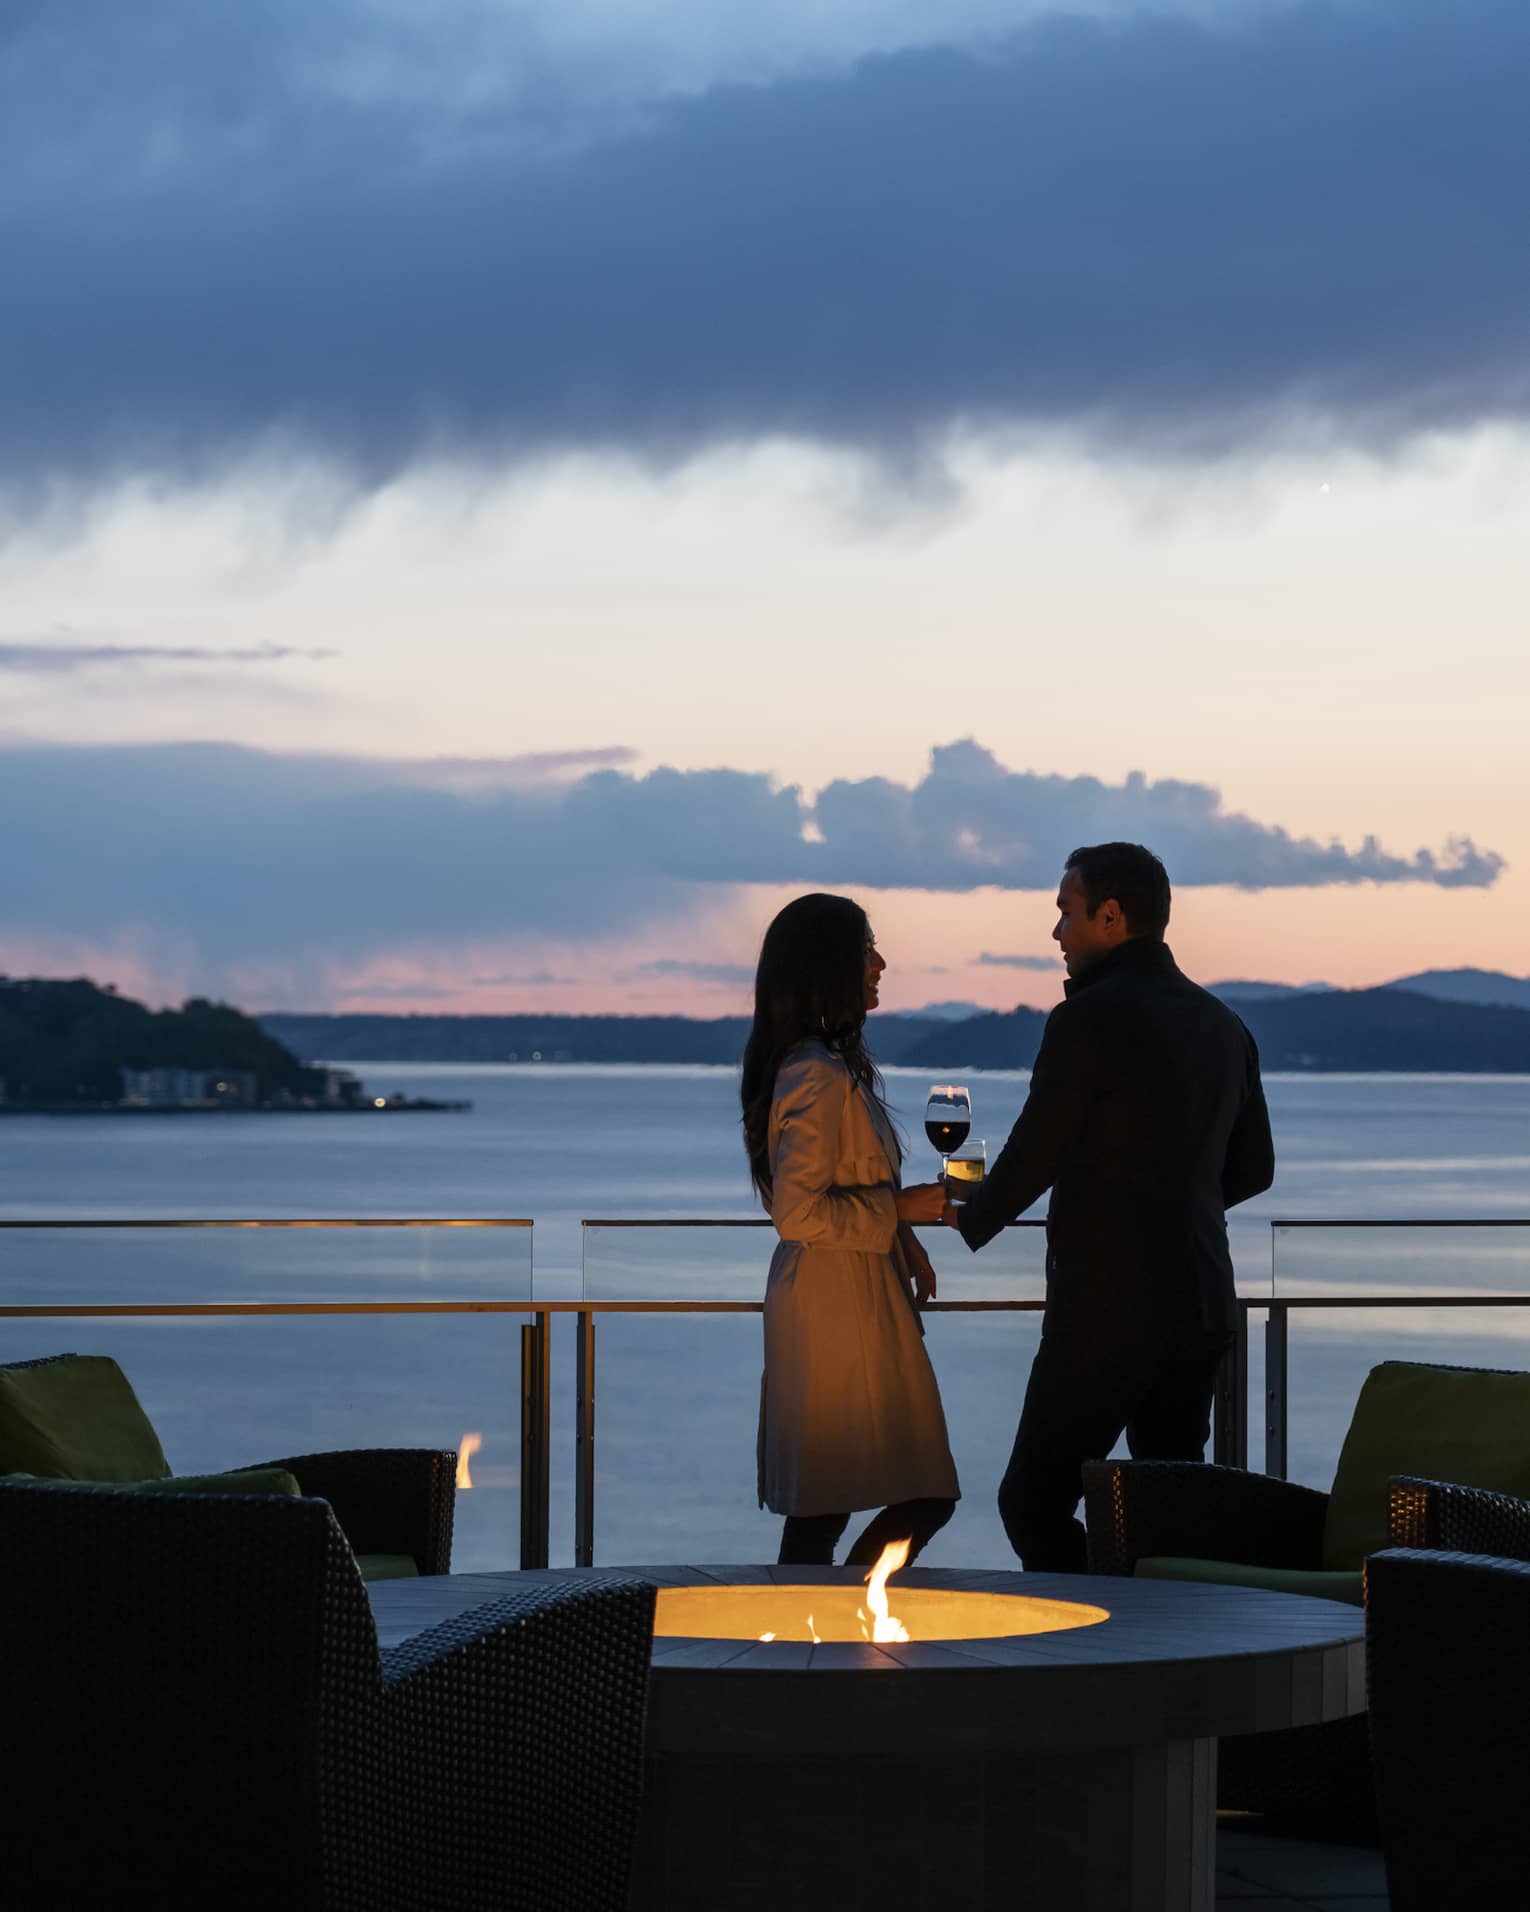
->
[3, 0, 1527, 1016]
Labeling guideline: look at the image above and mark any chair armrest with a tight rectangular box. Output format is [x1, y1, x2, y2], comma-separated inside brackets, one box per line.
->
[375, 1575, 657, 1912]
[238, 1447, 456, 1574]
[1388, 1475, 1530, 1563]
[1083, 1458, 1330, 1575]
[1366, 1546, 1530, 1903]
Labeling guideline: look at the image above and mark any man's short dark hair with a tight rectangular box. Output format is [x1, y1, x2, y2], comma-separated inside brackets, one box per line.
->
[1064, 842, 1171, 939]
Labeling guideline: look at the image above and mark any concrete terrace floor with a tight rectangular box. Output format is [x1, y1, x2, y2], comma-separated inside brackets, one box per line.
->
[1218, 1822, 1388, 1909]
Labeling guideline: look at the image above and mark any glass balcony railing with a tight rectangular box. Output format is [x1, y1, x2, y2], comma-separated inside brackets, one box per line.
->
[1262, 1219, 1530, 1490]
[8, 1215, 1530, 1571]
[0, 1218, 533, 1571]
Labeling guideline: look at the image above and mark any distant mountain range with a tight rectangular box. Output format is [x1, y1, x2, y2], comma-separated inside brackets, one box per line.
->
[1383, 968, 1530, 1011]
[888, 1000, 991, 1022]
[1207, 980, 1335, 1003]
[892, 988, 1530, 1073]
[260, 967, 1530, 1073]
[1206, 969, 1530, 1012]
[259, 1010, 958, 1068]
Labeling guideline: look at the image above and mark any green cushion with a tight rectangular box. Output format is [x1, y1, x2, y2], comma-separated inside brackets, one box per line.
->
[355, 1553, 420, 1582]
[1135, 1555, 1364, 1607]
[0, 1356, 170, 1482]
[2, 1467, 301, 1499]
[1323, 1361, 1530, 1570]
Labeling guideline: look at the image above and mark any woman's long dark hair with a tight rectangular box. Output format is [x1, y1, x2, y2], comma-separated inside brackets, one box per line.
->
[740, 892, 890, 1202]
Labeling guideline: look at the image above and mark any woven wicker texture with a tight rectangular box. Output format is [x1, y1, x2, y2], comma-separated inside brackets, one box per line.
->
[1387, 1473, 1530, 1561]
[1082, 1458, 1330, 1577]
[0, 1480, 655, 1910]
[243, 1446, 457, 1573]
[1367, 1544, 1530, 1910]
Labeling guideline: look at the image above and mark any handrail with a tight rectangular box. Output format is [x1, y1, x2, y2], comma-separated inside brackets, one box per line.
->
[1271, 1218, 1530, 1228]
[580, 1217, 1046, 1228]
[0, 1217, 532, 1228]
[0, 1301, 535, 1316]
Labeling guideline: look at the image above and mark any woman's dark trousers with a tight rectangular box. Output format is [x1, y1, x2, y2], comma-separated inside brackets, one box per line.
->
[778, 1496, 956, 1567]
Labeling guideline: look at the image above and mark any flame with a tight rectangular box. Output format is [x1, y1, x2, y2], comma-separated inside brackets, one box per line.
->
[758, 1631, 777, 1642]
[865, 1538, 912, 1642]
[456, 1432, 484, 1490]
[806, 1613, 821, 1644]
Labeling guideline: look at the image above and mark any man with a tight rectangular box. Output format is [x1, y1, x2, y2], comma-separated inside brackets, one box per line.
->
[950, 841, 1274, 1572]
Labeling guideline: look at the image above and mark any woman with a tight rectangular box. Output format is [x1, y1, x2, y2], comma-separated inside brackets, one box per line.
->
[742, 892, 960, 1567]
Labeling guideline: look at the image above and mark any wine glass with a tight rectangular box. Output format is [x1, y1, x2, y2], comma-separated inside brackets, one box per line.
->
[924, 1085, 972, 1177]
[944, 1138, 987, 1203]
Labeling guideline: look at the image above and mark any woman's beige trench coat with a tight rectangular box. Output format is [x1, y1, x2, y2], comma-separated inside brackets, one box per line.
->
[757, 1041, 961, 1517]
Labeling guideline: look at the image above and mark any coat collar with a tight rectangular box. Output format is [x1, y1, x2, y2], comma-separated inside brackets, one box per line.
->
[1063, 936, 1177, 999]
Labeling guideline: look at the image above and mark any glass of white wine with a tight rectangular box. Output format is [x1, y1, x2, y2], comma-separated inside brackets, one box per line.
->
[943, 1138, 986, 1201]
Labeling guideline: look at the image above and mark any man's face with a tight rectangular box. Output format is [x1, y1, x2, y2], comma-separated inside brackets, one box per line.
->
[1052, 868, 1122, 977]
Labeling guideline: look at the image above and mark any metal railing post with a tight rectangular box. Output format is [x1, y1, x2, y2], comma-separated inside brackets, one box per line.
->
[520, 1311, 551, 1568]
[575, 1309, 596, 1567]
[1265, 1302, 1289, 1480]
[1213, 1307, 1249, 1468]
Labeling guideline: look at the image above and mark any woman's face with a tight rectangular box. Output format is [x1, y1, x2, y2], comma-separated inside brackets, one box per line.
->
[864, 925, 887, 1012]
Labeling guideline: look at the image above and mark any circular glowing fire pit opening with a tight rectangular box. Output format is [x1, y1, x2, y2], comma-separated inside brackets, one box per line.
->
[655, 1541, 1109, 1646]
[654, 1582, 1109, 1645]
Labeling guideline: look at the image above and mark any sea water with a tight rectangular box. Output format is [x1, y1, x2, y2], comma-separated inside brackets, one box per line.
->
[3, 1066, 1528, 1569]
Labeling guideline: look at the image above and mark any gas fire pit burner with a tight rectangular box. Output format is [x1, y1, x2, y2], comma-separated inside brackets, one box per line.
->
[635, 1563, 1364, 1912]
[652, 1580, 1110, 1644]
[368, 1562, 1365, 1912]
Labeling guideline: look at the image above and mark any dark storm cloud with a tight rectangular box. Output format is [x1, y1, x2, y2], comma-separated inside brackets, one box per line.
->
[5, 1, 1530, 496]
[0, 738, 1501, 977]
[812, 742, 1505, 892]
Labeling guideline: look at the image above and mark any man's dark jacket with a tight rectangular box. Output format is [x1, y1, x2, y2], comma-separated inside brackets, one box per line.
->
[958, 938, 1274, 1339]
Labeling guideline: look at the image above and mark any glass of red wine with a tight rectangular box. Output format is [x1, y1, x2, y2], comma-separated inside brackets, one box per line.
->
[924, 1085, 972, 1179]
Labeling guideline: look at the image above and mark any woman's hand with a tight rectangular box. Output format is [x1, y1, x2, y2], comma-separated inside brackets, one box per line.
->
[894, 1181, 949, 1224]
[901, 1225, 939, 1303]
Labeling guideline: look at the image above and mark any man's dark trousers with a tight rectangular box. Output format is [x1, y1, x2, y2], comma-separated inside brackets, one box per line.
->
[997, 1322, 1229, 1573]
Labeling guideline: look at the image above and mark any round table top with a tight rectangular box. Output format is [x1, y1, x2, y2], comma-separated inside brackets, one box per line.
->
[367, 1563, 1366, 1755]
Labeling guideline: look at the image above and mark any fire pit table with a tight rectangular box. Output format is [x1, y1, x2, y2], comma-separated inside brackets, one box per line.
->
[368, 1563, 1365, 1912]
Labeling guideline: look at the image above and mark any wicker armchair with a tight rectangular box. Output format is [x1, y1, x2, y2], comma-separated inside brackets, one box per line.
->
[1083, 1455, 1372, 1832]
[232, 1444, 456, 1575]
[1084, 1456, 1331, 1581]
[1368, 1486, 1530, 1910]
[0, 1478, 656, 1910]
[1083, 1361, 1530, 1835]
[1, 1353, 456, 1576]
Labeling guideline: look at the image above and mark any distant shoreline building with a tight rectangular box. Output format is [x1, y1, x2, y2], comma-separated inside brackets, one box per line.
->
[121, 1068, 259, 1109]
